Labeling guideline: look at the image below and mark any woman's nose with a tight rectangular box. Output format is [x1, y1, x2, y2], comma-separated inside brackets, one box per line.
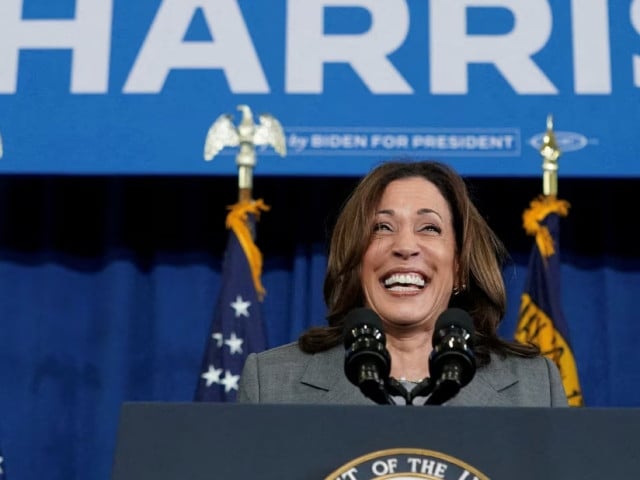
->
[392, 230, 419, 259]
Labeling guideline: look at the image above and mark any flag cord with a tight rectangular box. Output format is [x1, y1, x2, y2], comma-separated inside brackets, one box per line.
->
[225, 199, 271, 300]
[522, 195, 570, 259]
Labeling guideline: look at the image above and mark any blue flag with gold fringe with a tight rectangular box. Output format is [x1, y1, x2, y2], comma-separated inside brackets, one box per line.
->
[515, 195, 583, 406]
[194, 199, 269, 402]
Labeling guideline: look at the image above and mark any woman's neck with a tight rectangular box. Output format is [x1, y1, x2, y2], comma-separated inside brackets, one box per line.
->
[385, 331, 433, 382]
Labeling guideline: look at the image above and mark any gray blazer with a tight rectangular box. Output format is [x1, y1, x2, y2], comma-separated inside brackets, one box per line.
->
[238, 342, 568, 407]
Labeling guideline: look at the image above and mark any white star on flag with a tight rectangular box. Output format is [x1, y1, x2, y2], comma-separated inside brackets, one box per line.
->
[220, 370, 240, 393]
[230, 295, 251, 317]
[224, 332, 244, 354]
[201, 365, 223, 387]
[211, 332, 224, 347]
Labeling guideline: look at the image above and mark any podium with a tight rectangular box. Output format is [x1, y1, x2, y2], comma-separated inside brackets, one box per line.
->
[111, 402, 640, 479]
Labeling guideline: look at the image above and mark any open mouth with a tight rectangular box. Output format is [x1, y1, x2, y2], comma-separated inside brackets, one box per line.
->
[383, 272, 426, 291]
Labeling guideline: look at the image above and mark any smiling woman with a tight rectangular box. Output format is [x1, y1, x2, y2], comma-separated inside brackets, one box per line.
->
[358, 176, 458, 383]
[237, 159, 569, 407]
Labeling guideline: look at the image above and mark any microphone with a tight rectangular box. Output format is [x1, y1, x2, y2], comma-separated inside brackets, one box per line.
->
[426, 308, 476, 405]
[343, 308, 393, 405]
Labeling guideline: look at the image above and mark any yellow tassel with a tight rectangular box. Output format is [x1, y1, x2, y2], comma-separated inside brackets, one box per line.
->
[225, 199, 271, 301]
[522, 195, 570, 259]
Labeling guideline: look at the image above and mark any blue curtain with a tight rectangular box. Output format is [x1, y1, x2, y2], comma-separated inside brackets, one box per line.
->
[0, 175, 638, 480]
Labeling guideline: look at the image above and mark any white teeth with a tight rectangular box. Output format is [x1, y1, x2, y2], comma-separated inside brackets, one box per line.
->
[384, 273, 425, 287]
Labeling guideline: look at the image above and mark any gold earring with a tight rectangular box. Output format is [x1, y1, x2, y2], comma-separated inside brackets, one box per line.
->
[453, 283, 467, 296]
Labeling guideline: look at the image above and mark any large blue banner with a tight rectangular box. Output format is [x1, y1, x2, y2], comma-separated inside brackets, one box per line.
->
[0, 0, 638, 176]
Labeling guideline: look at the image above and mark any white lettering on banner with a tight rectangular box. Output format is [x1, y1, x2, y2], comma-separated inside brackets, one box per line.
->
[430, 0, 557, 94]
[0, 0, 629, 95]
[124, 0, 268, 93]
[371, 134, 409, 149]
[571, 0, 611, 93]
[310, 134, 369, 148]
[411, 134, 515, 150]
[286, 0, 412, 93]
[283, 128, 519, 156]
[0, 0, 112, 93]
[631, 0, 640, 87]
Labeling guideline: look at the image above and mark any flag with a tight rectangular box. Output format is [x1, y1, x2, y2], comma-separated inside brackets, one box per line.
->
[195, 199, 269, 402]
[514, 195, 584, 406]
[0, 444, 6, 479]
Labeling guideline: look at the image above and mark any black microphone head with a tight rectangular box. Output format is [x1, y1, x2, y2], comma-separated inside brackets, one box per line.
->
[430, 308, 476, 389]
[433, 307, 475, 344]
[343, 308, 391, 387]
[343, 307, 385, 347]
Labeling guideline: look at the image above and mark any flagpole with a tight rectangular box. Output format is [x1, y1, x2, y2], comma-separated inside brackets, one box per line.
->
[234, 105, 258, 203]
[515, 114, 584, 406]
[196, 104, 286, 401]
[540, 114, 560, 196]
[236, 139, 255, 203]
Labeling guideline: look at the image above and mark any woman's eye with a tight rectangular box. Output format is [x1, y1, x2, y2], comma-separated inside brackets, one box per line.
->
[420, 224, 442, 234]
[373, 222, 392, 232]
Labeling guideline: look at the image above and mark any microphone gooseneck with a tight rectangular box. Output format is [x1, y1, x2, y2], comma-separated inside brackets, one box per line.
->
[343, 308, 393, 405]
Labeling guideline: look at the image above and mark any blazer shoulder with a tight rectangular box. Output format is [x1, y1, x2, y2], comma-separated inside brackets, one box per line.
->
[249, 341, 310, 364]
[475, 353, 568, 406]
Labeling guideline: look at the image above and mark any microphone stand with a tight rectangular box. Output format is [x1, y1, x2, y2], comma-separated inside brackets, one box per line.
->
[423, 362, 465, 405]
[381, 375, 462, 406]
[357, 365, 397, 405]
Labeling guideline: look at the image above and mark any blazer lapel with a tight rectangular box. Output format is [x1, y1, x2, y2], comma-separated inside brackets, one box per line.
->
[446, 355, 519, 406]
[297, 348, 518, 407]
[299, 345, 374, 405]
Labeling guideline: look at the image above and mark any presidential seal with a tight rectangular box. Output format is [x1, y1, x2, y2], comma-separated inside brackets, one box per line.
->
[325, 448, 490, 480]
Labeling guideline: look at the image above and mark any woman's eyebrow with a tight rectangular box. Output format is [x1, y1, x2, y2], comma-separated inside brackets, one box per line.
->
[417, 208, 443, 220]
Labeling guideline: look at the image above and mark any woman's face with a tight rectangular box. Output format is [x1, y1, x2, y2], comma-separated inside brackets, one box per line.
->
[360, 176, 458, 331]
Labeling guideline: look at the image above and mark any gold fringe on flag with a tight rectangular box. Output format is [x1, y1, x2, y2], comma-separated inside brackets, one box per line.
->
[225, 199, 270, 301]
[522, 195, 570, 258]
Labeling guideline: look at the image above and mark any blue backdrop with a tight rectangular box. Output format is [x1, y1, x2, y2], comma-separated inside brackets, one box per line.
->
[1, 1, 640, 480]
[0, 174, 639, 480]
